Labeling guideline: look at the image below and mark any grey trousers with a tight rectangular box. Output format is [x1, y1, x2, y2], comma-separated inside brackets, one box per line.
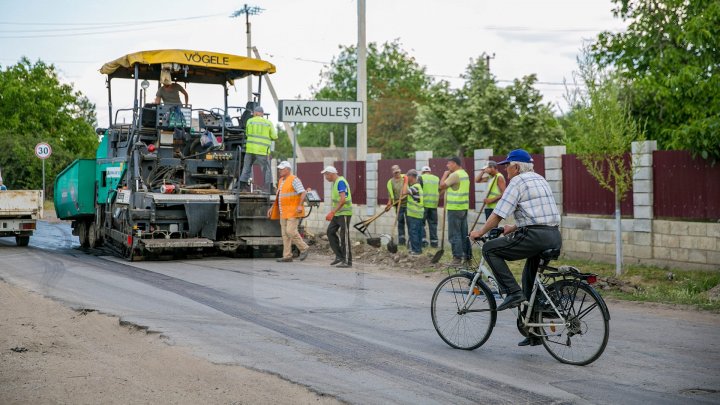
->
[238, 153, 272, 191]
[481, 226, 562, 297]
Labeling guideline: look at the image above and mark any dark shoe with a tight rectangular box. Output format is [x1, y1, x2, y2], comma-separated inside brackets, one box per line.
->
[330, 258, 343, 266]
[276, 257, 292, 263]
[298, 250, 309, 261]
[496, 291, 525, 311]
[430, 243, 439, 248]
[409, 251, 421, 256]
[449, 257, 462, 266]
[336, 262, 352, 268]
[518, 337, 542, 347]
[422, 241, 429, 247]
[398, 240, 406, 246]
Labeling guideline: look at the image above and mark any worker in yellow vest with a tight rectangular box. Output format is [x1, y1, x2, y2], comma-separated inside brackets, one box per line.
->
[238, 106, 277, 192]
[419, 166, 439, 248]
[384, 164, 408, 246]
[267, 161, 309, 263]
[404, 170, 424, 255]
[439, 156, 472, 265]
[476, 160, 506, 219]
[322, 165, 353, 268]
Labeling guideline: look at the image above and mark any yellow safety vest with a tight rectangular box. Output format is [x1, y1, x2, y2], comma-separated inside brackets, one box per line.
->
[486, 173, 504, 209]
[245, 116, 277, 155]
[386, 175, 406, 205]
[331, 176, 353, 216]
[406, 183, 424, 219]
[446, 169, 470, 211]
[420, 173, 439, 208]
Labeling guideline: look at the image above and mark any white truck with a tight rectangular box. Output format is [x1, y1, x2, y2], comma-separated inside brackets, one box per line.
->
[0, 190, 43, 246]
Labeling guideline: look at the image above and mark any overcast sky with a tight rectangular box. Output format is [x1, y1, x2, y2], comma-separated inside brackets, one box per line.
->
[1, 0, 625, 127]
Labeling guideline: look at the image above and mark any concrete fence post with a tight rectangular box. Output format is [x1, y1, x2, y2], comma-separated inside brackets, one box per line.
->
[366, 153, 382, 216]
[323, 157, 334, 210]
[415, 150, 433, 172]
[631, 141, 656, 254]
[473, 149, 493, 213]
[544, 145, 566, 215]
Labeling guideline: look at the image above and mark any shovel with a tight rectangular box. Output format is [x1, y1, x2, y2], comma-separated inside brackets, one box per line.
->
[431, 201, 447, 263]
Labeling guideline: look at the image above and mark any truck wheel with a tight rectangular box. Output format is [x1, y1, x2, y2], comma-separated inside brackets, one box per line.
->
[15, 236, 30, 247]
[77, 222, 89, 248]
[88, 222, 98, 249]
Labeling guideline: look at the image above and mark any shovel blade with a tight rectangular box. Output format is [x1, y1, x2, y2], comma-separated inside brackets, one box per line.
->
[387, 241, 398, 254]
[431, 249, 444, 264]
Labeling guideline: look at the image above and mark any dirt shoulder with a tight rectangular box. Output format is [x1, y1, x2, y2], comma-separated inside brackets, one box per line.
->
[0, 280, 340, 405]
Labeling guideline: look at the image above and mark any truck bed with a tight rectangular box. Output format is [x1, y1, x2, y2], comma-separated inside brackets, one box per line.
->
[0, 190, 43, 219]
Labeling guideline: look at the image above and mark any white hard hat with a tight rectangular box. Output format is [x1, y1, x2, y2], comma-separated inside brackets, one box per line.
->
[321, 166, 338, 174]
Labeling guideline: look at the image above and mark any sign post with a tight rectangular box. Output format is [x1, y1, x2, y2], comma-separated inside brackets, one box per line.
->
[278, 100, 363, 176]
[34, 142, 52, 200]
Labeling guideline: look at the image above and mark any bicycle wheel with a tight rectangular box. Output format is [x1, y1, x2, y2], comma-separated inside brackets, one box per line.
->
[431, 273, 497, 350]
[538, 280, 610, 365]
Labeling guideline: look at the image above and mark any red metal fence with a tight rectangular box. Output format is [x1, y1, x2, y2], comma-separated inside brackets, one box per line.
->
[334, 160, 366, 205]
[296, 162, 325, 199]
[562, 154, 633, 216]
[377, 159, 415, 205]
[653, 150, 720, 220]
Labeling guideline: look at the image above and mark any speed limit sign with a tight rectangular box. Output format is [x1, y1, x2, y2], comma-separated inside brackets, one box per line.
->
[35, 143, 52, 159]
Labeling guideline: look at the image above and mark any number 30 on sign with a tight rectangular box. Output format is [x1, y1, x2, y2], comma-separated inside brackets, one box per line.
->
[35, 143, 52, 159]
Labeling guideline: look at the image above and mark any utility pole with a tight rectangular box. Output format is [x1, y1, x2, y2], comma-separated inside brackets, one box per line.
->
[482, 52, 496, 71]
[252, 47, 305, 163]
[231, 5, 264, 102]
[356, 0, 368, 161]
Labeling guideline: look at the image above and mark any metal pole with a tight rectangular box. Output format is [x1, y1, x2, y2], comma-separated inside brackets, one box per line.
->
[343, 125, 348, 177]
[356, 0, 367, 161]
[292, 123, 298, 173]
[42, 158, 45, 201]
[251, 47, 305, 162]
[246, 9, 252, 102]
[615, 185, 623, 275]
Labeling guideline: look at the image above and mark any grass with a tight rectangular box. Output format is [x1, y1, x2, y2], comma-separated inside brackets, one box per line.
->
[422, 248, 720, 312]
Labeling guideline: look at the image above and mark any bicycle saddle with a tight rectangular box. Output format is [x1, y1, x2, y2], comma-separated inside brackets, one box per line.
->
[539, 248, 561, 260]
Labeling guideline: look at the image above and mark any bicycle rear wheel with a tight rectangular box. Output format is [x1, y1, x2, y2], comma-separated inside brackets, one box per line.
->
[431, 273, 496, 350]
[539, 280, 609, 365]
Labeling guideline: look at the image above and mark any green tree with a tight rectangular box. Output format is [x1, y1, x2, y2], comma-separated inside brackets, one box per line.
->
[564, 49, 645, 275]
[411, 57, 563, 157]
[302, 40, 432, 157]
[592, 0, 720, 161]
[0, 58, 98, 194]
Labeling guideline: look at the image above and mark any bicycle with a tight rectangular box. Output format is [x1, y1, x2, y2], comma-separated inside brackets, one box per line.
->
[430, 229, 610, 366]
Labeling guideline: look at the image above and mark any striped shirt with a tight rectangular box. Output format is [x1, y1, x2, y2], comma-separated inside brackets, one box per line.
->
[278, 176, 306, 215]
[493, 172, 560, 227]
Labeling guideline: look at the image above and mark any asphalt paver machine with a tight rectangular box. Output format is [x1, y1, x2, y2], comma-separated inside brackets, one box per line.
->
[54, 49, 284, 260]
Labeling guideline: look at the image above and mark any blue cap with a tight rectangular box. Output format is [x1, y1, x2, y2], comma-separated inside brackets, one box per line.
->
[498, 149, 533, 165]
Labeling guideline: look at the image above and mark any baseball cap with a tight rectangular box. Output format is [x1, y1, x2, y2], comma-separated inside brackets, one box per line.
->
[498, 149, 533, 165]
[253, 106, 264, 113]
[277, 161, 291, 170]
[391, 164, 402, 173]
[321, 166, 338, 174]
[421, 165, 431, 172]
[448, 156, 462, 166]
[406, 169, 418, 177]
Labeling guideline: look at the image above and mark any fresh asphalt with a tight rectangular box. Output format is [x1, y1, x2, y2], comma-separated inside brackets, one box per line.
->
[1, 221, 719, 404]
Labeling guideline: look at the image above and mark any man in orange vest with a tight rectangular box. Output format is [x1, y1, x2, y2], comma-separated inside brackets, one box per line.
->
[267, 161, 309, 262]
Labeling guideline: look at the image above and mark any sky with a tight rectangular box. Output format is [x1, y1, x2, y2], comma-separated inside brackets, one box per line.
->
[1, 0, 625, 128]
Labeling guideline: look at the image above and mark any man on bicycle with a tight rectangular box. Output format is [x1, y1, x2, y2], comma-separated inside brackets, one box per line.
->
[469, 149, 561, 346]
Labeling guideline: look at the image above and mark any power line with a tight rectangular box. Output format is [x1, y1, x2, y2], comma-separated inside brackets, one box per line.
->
[0, 13, 227, 38]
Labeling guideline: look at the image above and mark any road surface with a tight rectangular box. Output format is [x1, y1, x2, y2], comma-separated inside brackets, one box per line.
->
[1, 221, 719, 404]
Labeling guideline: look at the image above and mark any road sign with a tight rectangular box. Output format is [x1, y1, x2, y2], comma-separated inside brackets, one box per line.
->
[35, 143, 52, 160]
[278, 100, 363, 124]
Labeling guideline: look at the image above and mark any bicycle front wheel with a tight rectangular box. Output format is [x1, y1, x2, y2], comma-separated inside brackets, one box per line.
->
[431, 273, 497, 350]
[539, 281, 610, 366]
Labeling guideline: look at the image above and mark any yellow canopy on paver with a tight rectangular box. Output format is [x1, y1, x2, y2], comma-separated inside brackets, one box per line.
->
[100, 49, 276, 84]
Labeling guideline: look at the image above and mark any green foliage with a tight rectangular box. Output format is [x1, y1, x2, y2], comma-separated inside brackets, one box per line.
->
[303, 40, 432, 157]
[0, 58, 98, 194]
[592, 0, 720, 162]
[411, 58, 563, 157]
[563, 49, 645, 200]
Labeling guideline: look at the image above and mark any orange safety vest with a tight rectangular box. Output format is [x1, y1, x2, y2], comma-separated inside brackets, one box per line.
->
[270, 174, 305, 219]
